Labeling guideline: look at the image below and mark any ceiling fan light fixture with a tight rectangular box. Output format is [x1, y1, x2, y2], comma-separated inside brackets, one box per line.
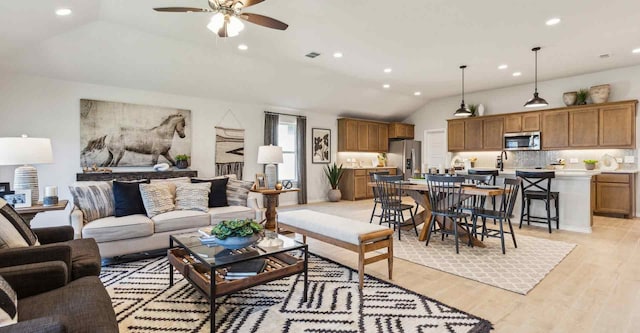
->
[524, 47, 549, 108]
[207, 12, 226, 32]
[227, 15, 245, 34]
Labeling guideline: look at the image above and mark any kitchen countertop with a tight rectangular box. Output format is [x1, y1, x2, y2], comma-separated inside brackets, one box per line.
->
[462, 167, 638, 176]
[341, 166, 397, 169]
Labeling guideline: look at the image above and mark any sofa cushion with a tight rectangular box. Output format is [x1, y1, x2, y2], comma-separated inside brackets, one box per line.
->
[82, 215, 154, 243]
[209, 206, 256, 225]
[139, 183, 175, 218]
[113, 180, 149, 217]
[19, 276, 118, 333]
[151, 210, 210, 233]
[175, 183, 210, 212]
[226, 178, 254, 206]
[68, 182, 114, 223]
[65, 239, 101, 280]
[191, 178, 229, 207]
[0, 276, 17, 327]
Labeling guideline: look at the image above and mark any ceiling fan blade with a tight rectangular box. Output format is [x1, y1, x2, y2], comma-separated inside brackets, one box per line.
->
[238, 0, 265, 8]
[153, 7, 212, 13]
[240, 13, 288, 30]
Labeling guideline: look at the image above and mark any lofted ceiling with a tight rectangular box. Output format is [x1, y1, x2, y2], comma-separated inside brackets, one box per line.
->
[1, 0, 639, 120]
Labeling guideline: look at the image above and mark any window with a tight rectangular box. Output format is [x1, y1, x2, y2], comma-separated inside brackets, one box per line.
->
[278, 116, 297, 181]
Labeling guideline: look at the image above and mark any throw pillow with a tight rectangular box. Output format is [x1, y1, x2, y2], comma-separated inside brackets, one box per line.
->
[175, 183, 211, 212]
[139, 183, 175, 218]
[226, 178, 255, 207]
[150, 177, 191, 200]
[0, 198, 38, 249]
[191, 178, 229, 207]
[0, 276, 17, 327]
[113, 180, 150, 217]
[68, 182, 114, 224]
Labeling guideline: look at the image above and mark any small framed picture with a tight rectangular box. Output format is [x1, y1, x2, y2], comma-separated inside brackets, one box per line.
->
[312, 128, 331, 164]
[4, 189, 31, 208]
[255, 173, 268, 190]
[0, 183, 9, 193]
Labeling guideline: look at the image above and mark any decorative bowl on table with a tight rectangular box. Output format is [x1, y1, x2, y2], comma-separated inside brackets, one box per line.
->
[204, 219, 263, 249]
[214, 234, 261, 249]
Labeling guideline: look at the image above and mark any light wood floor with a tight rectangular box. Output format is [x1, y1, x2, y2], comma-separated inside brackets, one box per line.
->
[280, 200, 640, 333]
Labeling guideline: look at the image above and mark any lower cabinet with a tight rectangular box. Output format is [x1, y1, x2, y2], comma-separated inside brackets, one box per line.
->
[594, 173, 636, 218]
[339, 168, 397, 201]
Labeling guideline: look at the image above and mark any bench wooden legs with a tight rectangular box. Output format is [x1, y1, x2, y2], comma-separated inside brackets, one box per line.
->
[358, 244, 366, 289]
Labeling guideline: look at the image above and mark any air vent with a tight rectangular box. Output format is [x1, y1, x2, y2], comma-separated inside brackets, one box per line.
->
[305, 52, 321, 58]
[599, 53, 611, 59]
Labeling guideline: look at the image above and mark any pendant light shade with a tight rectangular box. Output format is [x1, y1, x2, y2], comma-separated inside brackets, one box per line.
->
[524, 47, 548, 108]
[454, 65, 472, 117]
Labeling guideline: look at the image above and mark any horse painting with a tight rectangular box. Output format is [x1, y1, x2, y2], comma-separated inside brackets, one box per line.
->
[80, 99, 191, 167]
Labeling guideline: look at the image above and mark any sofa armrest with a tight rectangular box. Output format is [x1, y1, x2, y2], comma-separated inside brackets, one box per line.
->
[33, 226, 75, 244]
[246, 197, 265, 221]
[0, 317, 66, 333]
[0, 261, 68, 299]
[0, 244, 71, 275]
[69, 206, 84, 239]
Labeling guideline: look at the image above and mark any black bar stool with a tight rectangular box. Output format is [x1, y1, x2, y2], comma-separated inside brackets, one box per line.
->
[515, 170, 559, 233]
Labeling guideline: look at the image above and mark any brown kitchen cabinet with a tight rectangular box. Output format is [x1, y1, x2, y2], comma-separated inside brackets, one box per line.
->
[504, 113, 540, 133]
[599, 103, 636, 148]
[569, 107, 599, 147]
[338, 119, 359, 151]
[339, 168, 397, 200]
[338, 118, 391, 152]
[388, 123, 415, 139]
[483, 117, 504, 150]
[447, 119, 465, 151]
[541, 110, 569, 149]
[464, 118, 484, 151]
[594, 173, 636, 218]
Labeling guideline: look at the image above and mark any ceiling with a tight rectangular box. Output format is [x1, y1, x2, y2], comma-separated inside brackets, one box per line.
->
[1, 0, 639, 120]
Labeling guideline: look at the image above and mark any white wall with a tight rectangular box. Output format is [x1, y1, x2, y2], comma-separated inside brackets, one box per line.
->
[0, 72, 338, 226]
[405, 64, 640, 215]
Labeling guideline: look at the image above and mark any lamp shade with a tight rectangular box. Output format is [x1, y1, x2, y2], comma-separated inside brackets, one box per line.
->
[257, 145, 283, 164]
[0, 136, 53, 166]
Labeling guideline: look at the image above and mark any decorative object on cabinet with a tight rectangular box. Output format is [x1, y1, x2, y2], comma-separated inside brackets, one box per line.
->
[589, 84, 610, 104]
[477, 104, 485, 116]
[0, 135, 54, 204]
[4, 189, 31, 208]
[254, 173, 268, 190]
[215, 127, 245, 179]
[324, 163, 344, 202]
[454, 65, 472, 117]
[257, 145, 283, 189]
[524, 47, 549, 108]
[576, 89, 589, 105]
[175, 154, 189, 169]
[599, 154, 619, 171]
[377, 153, 387, 167]
[468, 104, 478, 117]
[562, 91, 577, 106]
[282, 180, 293, 189]
[583, 159, 598, 170]
[153, 163, 170, 171]
[311, 128, 331, 164]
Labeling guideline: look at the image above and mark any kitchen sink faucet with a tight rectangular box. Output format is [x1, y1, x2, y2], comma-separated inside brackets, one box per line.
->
[496, 150, 508, 171]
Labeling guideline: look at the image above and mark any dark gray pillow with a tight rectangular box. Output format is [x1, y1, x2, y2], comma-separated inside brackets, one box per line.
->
[113, 180, 150, 217]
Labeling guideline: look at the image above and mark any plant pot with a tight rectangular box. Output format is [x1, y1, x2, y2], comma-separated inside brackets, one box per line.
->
[176, 160, 189, 169]
[563, 92, 577, 106]
[328, 189, 342, 202]
[589, 84, 610, 104]
[213, 234, 260, 249]
[584, 163, 596, 170]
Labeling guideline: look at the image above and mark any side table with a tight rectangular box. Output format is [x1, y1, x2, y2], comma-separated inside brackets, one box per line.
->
[15, 200, 69, 225]
[250, 189, 299, 230]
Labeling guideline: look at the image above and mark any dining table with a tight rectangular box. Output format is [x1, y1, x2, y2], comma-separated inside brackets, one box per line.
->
[368, 180, 505, 247]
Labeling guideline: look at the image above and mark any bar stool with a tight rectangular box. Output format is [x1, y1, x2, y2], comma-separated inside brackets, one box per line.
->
[515, 170, 559, 233]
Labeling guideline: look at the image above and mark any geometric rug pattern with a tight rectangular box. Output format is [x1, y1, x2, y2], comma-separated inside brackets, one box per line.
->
[101, 254, 492, 333]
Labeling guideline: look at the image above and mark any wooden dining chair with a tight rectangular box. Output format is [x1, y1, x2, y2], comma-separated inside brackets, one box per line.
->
[375, 175, 418, 240]
[425, 175, 471, 254]
[471, 177, 521, 254]
[369, 171, 390, 223]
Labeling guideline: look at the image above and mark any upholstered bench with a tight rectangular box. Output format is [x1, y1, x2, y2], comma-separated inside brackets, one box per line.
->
[277, 209, 393, 289]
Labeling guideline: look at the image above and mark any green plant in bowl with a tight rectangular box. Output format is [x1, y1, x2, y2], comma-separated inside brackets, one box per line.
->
[583, 159, 598, 170]
[175, 154, 189, 161]
[576, 89, 589, 105]
[210, 219, 263, 240]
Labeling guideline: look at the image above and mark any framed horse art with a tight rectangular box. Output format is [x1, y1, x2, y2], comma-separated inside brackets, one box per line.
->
[80, 99, 191, 167]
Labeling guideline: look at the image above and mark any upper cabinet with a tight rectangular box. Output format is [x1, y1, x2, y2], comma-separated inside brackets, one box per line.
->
[505, 113, 540, 133]
[338, 118, 393, 152]
[541, 110, 569, 149]
[599, 103, 636, 148]
[447, 120, 465, 151]
[388, 123, 415, 139]
[447, 117, 503, 152]
[464, 118, 484, 151]
[568, 107, 599, 147]
[483, 117, 504, 150]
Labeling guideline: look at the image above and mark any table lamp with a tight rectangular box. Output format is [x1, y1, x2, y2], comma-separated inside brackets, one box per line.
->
[257, 145, 283, 189]
[0, 135, 54, 203]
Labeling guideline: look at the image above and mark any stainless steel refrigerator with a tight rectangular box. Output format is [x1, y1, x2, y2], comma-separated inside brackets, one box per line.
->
[387, 140, 422, 180]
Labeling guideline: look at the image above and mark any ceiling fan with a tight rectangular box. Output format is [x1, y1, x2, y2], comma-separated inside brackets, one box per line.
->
[154, 0, 289, 37]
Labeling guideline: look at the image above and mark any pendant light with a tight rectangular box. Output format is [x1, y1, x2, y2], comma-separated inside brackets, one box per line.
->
[454, 65, 472, 117]
[524, 47, 548, 108]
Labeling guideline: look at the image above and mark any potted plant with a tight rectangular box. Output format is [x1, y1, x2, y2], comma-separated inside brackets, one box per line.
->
[583, 159, 598, 170]
[208, 219, 263, 249]
[175, 154, 189, 169]
[468, 104, 478, 117]
[324, 163, 344, 202]
[576, 89, 589, 105]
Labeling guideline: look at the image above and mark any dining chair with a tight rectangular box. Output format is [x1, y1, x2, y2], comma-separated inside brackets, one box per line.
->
[425, 175, 471, 254]
[467, 169, 499, 211]
[515, 170, 559, 233]
[471, 177, 521, 254]
[369, 171, 390, 223]
[375, 175, 418, 240]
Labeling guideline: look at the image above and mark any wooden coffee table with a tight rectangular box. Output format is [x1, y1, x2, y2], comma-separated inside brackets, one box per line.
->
[168, 232, 308, 332]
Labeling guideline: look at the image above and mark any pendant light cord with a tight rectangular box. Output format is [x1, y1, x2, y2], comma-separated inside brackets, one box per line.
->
[460, 65, 466, 105]
[534, 49, 538, 93]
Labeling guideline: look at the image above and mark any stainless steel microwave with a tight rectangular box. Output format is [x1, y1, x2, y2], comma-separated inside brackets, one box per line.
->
[504, 131, 541, 151]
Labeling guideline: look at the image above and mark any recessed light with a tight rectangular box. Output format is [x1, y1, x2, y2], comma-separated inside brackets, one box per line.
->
[498, 64, 508, 70]
[384, 68, 392, 73]
[383, 84, 390, 89]
[333, 52, 343, 58]
[512, 72, 522, 77]
[55, 8, 72, 16]
[238, 44, 248, 51]
[633, 48, 640, 54]
[414, 91, 422, 96]
[545, 17, 561, 26]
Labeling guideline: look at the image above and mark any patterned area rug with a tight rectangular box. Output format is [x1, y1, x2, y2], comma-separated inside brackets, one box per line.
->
[101, 254, 492, 333]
